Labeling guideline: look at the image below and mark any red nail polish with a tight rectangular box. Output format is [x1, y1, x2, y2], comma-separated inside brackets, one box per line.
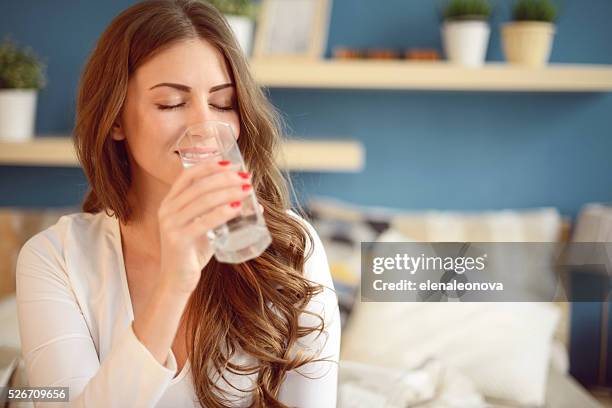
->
[242, 183, 252, 191]
[230, 201, 241, 208]
[218, 160, 231, 166]
[238, 171, 250, 179]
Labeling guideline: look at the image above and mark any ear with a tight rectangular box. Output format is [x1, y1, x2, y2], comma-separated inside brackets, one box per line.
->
[111, 121, 125, 141]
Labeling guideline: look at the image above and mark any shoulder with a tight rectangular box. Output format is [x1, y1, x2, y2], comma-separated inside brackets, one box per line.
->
[285, 208, 321, 253]
[281, 210, 341, 371]
[19, 211, 106, 253]
[285, 208, 334, 290]
[17, 211, 108, 273]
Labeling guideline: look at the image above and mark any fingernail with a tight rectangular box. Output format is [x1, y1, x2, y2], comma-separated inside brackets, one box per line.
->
[230, 200, 241, 208]
[242, 183, 252, 191]
[237, 171, 250, 179]
[218, 160, 231, 166]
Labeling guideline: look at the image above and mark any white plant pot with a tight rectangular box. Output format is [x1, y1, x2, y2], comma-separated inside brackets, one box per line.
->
[442, 20, 491, 67]
[0, 89, 37, 141]
[502, 22, 556, 67]
[225, 14, 254, 57]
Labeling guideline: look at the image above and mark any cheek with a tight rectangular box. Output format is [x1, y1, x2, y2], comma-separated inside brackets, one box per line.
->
[125, 106, 182, 165]
[150, 108, 182, 142]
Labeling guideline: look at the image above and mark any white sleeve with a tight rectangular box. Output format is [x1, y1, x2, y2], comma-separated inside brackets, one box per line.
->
[16, 232, 178, 408]
[278, 217, 341, 408]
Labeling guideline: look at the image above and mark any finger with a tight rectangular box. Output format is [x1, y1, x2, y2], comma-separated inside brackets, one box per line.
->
[175, 184, 252, 227]
[167, 160, 222, 201]
[167, 170, 251, 214]
[183, 201, 244, 240]
[167, 160, 235, 202]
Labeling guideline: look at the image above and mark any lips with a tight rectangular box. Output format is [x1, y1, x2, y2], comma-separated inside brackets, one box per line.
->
[175, 148, 220, 163]
[175, 146, 219, 155]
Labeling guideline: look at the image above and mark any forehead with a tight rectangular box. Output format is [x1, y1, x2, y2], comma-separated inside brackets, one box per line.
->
[131, 38, 231, 91]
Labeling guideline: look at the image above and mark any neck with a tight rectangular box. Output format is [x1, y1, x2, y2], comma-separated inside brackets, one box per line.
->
[120, 170, 170, 261]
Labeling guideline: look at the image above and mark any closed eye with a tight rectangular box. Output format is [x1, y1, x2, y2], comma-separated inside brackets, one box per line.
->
[157, 103, 185, 111]
[212, 104, 235, 112]
[157, 103, 235, 112]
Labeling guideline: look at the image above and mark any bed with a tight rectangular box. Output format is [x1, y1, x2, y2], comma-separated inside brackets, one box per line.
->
[0, 203, 605, 407]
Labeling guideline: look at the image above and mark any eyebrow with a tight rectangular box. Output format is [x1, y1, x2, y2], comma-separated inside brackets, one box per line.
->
[148, 82, 234, 93]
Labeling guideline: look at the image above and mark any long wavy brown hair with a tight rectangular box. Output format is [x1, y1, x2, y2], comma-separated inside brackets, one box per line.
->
[73, 1, 333, 406]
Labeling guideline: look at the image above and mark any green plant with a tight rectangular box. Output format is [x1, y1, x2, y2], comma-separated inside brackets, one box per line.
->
[511, 0, 557, 23]
[0, 38, 46, 90]
[208, 0, 259, 19]
[442, 0, 492, 21]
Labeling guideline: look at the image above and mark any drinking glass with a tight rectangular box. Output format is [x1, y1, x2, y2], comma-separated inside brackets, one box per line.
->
[175, 121, 272, 263]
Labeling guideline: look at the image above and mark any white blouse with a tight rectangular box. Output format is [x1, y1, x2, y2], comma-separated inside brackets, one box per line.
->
[16, 209, 340, 407]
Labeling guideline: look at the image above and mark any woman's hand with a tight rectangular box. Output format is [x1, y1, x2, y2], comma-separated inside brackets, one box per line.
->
[156, 160, 253, 295]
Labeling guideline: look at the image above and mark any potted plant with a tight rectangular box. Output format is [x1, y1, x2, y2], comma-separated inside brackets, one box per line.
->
[502, 0, 558, 67]
[440, 0, 492, 67]
[0, 38, 46, 141]
[209, 0, 259, 57]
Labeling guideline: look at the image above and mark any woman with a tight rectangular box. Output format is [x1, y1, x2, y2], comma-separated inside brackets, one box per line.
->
[15, 0, 340, 407]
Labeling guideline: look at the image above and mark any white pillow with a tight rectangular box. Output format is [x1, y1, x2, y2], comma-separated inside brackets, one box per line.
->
[342, 225, 561, 406]
[390, 207, 562, 242]
[341, 301, 559, 406]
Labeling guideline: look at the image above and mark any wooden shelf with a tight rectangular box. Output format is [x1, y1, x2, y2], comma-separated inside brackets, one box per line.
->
[0, 136, 74, 167]
[250, 59, 612, 92]
[0, 136, 364, 173]
[276, 139, 364, 172]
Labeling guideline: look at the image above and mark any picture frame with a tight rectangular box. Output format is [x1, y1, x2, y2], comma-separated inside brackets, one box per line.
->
[252, 0, 332, 60]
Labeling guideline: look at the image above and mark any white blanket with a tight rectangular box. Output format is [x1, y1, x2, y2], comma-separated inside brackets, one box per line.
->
[338, 359, 485, 408]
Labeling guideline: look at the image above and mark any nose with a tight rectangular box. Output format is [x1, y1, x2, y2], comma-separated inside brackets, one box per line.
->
[185, 97, 239, 140]
[187, 97, 215, 126]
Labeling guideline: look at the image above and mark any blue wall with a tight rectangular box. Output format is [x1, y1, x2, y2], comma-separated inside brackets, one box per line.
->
[284, 0, 612, 218]
[1, 0, 611, 217]
[2, 0, 612, 386]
